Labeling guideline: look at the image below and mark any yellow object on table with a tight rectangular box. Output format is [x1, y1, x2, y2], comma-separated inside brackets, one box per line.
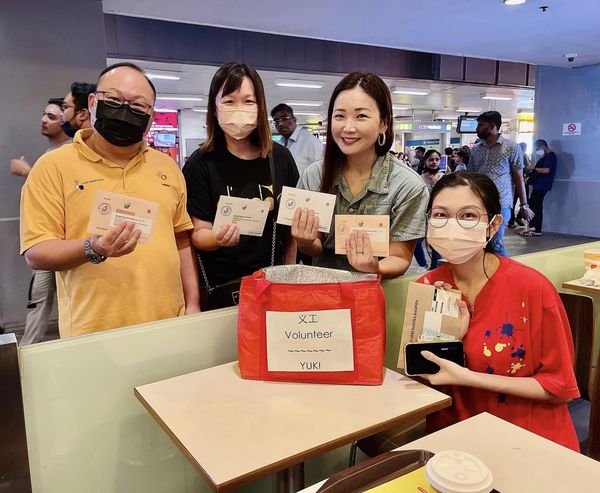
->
[364, 466, 435, 492]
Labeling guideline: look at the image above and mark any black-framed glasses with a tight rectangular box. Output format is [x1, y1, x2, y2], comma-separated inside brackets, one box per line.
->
[273, 115, 293, 124]
[95, 91, 153, 116]
[427, 207, 490, 229]
[61, 103, 75, 111]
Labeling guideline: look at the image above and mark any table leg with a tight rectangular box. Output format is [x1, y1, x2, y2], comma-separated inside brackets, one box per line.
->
[275, 462, 305, 493]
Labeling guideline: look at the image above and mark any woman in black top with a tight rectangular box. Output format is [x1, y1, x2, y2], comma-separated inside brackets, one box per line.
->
[183, 62, 299, 309]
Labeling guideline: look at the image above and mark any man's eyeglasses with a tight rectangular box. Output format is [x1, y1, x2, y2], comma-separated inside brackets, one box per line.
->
[61, 103, 75, 111]
[95, 91, 153, 116]
[272, 115, 293, 124]
[427, 207, 490, 229]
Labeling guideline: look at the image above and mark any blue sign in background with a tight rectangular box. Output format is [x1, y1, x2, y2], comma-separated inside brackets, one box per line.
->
[406, 139, 440, 147]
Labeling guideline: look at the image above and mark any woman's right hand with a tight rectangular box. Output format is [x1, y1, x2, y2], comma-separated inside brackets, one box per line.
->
[215, 223, 240, 248]
[423, 278, 470, 340]
[291, 207, 319, 248]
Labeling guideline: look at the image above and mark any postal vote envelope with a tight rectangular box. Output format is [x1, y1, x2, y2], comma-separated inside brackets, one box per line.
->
[212, 195, 270, 237]
[88, 190, 159, 244]
[276, 186, 336, 233]
[334, 215, 390, 257]
[397, 282, 463, 368]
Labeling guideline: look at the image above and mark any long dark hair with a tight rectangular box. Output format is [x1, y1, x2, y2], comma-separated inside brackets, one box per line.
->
[427, 172, 501, 254]
[203, 62, 272, 158]
[320, 72, 394, 194]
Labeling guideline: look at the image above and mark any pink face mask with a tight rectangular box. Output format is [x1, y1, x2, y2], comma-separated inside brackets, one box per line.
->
[217, 107, 258, 140]
[426, 217, 496, 265]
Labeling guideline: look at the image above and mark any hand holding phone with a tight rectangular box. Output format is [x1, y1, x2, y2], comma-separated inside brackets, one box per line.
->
[404, 341, 465, 377]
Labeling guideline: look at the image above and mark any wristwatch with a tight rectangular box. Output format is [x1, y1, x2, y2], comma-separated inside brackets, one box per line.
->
[522, 203, 530, 209]
[84, 238, 107, 264]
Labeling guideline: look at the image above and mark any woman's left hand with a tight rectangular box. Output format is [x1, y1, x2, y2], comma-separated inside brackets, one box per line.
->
[418, 350, 472, 386]
[346, 231, 379, 273]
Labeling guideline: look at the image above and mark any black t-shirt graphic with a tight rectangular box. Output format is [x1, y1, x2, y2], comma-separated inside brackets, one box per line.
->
[183, 142, 299, 285]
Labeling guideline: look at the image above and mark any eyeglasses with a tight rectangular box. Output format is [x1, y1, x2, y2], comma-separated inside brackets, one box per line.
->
[61, 103, 75, 111]
[272, 115, 293, 124]
[427, 207, 490, 229]
[95, 91, 153, 116]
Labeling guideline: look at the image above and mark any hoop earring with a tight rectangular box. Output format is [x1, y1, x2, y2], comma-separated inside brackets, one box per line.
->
[377, 133, 386, 146]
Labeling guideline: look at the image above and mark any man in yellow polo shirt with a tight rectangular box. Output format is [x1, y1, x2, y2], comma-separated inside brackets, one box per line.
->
[20, 62, 200, 338]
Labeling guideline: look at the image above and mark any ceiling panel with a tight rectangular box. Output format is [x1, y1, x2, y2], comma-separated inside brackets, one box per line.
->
[104, 0, 600, 68]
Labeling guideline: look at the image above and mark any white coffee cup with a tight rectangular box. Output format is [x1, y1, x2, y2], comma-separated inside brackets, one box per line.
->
[425, 450, 493, 493]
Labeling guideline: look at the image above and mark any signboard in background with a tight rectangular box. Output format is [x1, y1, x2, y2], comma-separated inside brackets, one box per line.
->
[396, 121, 452, 134]
[563, 122, 582, 136]
[146, 111, 179, 165]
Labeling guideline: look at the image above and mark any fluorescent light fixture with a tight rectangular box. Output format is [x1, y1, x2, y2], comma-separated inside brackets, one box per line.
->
[147, 72, 181, 81]
[503, 0, 526, 5]
[392, 104, 411, 110]
[436, 114, 459, 120]
[455, 107, 482, 113]
[275, 79, 324, 89]
[293, 112, 322, 116]
[155, 109, 178, 113]
[192, 107, 208, 112]
[286, 100, 323, 107]
[157, 95, 203, 102]
[391, 87, 430, 95]
[481, 95, 513, 101]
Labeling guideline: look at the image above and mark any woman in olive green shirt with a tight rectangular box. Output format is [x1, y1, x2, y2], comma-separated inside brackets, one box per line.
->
[293, 72, 429, 278]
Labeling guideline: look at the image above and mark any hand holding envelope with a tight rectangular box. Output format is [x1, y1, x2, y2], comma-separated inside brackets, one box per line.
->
[346, 230, 381, 273]
[90, 221, 141, 258]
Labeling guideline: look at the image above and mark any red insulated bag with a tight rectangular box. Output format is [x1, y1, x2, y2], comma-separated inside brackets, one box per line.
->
[238, 265, 386, 385]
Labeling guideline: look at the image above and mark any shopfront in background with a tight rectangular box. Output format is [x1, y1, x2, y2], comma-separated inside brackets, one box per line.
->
[145, 111, 180, 165]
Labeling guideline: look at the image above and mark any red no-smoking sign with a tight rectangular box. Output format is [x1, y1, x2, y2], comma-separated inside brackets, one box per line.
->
[563, 122, 582, 136]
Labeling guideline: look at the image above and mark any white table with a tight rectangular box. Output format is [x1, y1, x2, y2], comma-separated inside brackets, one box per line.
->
[301, 412, 600, 492]
[134, 361, 450, 492]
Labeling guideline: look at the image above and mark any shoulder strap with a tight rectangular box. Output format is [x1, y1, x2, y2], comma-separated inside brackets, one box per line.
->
[268, 151, 278, 199]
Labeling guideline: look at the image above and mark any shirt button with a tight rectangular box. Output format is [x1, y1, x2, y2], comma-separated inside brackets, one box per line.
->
[348, 208, 355, 214]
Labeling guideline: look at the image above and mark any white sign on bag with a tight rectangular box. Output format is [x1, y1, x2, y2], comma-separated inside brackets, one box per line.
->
[266, 309, 354, 372]
[563, 122, 582, 136]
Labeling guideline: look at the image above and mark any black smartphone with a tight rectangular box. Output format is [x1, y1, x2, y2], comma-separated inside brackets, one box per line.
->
[404, 341, 465, 376]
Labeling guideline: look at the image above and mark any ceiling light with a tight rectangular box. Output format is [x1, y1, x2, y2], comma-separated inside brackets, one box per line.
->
[481, 95, 513, 101]
[147, 72, 181, 81]
[286, 100, 323, 107]
[157, 95, 203, 102]
[391, 87, 430, 96]
[275, 79, 324, 89]
[503, 0, 526, 5]
[293, 112, 322, 116]
[392, 104, 411, 110]
[455, 107, 482, 113]
[155, 109, 178, 113]
[192, 107, 207, 112]
[436, 114, 459, 120]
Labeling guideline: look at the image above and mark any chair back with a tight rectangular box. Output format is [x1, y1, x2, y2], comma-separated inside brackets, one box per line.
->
[560, 292, 594, 400]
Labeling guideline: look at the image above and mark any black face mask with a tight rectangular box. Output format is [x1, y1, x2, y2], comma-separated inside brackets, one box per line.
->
[94, 100, 150, 147]
[477, 129, 491, 140]
[61, 119, 78, 138]
[424, 166, 440, 174]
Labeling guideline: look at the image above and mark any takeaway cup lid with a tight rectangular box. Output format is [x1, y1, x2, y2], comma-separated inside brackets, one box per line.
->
[425, 450, 493, 493]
